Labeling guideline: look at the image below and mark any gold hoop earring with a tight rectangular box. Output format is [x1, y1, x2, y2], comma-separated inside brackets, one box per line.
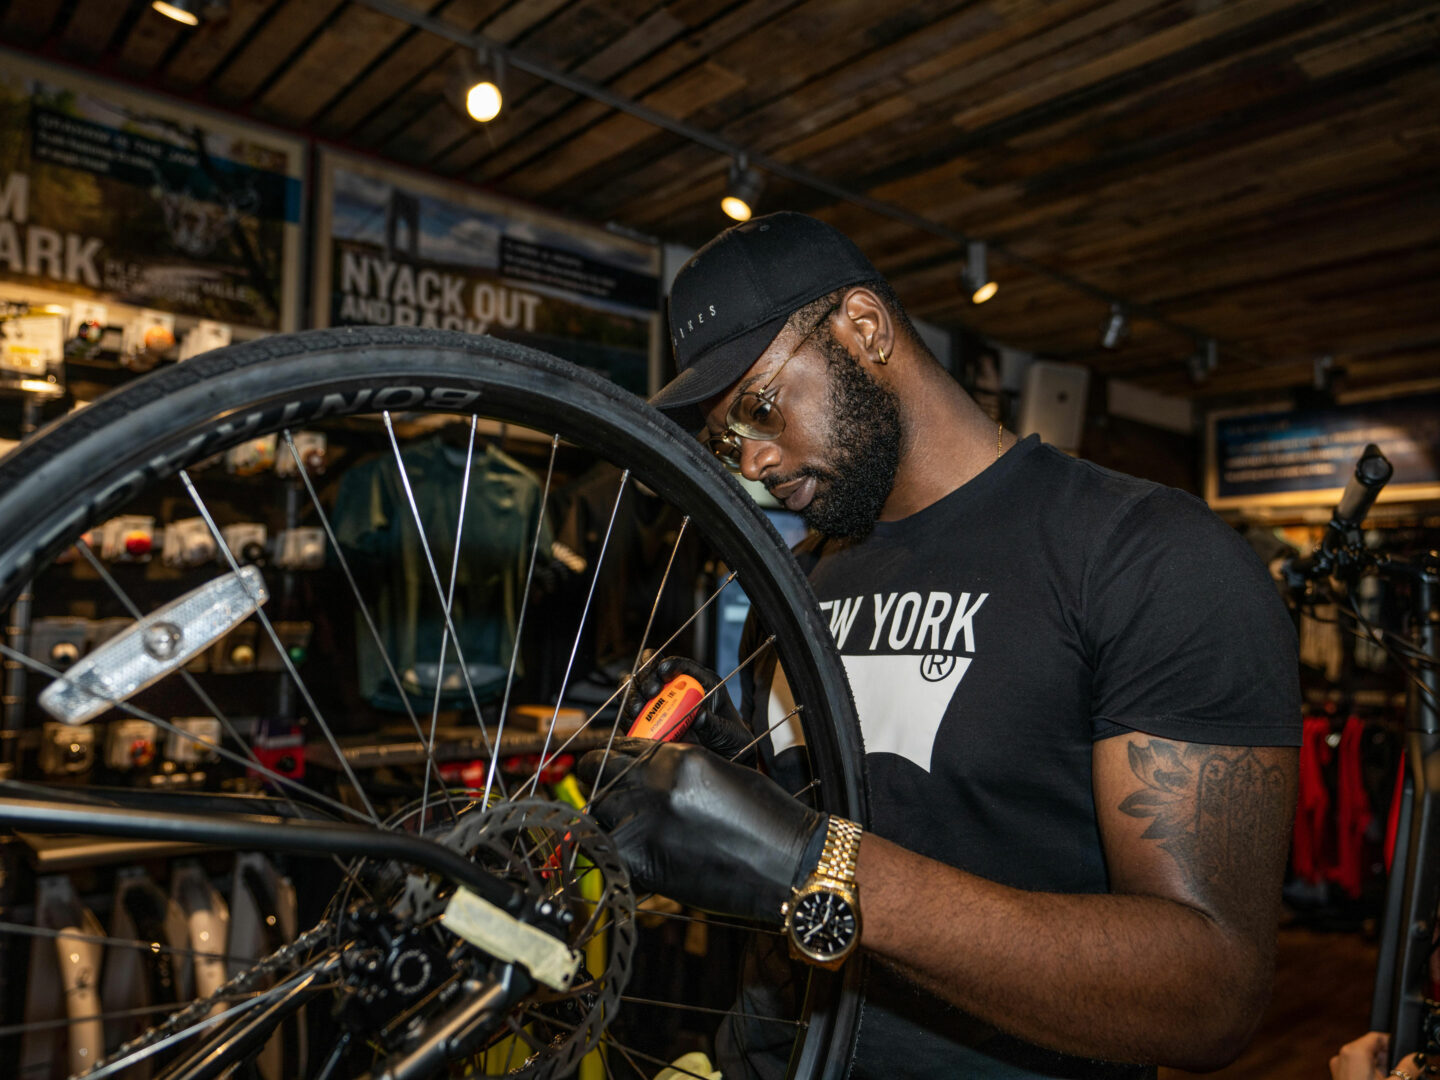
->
[876, 346, 887, 365]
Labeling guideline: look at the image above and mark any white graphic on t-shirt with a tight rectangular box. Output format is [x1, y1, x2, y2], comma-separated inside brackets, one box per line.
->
[841, 653, 972, 772]
[867, 591, 986, 651]
[766, 661, 806, 756]
[763, 590, 986, 771]
[817, 596, 863, 648]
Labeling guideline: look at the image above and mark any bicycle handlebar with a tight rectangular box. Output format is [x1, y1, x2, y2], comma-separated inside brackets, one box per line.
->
[1285, 444, 1394, 584]
[1332, 443, 1394, 533]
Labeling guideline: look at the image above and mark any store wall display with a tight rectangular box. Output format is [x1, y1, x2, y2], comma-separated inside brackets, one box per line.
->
[0, 49, 304, 333]
[1207, 393, 1440, 510]
[314, 149, 660, 395]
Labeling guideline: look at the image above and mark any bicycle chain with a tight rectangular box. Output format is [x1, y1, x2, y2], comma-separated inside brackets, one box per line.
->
[77, 921, 335, 1077]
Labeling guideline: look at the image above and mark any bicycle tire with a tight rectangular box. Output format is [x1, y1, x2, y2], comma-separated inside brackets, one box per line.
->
[0, 326, 867, 1080]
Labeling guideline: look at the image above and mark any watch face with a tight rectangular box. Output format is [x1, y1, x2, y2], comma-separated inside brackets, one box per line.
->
[789, 890, 858, 959]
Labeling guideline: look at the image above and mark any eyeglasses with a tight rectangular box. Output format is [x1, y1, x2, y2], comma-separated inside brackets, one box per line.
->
[707, 302, 839, 471]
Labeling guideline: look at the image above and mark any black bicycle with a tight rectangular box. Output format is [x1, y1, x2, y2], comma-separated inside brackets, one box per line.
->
[0, 328, 868, 1079]
[1284, 444, 1440, 1069]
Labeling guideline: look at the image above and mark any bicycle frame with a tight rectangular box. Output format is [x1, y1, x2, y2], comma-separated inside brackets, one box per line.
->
[1368, 553, 1440, 1062]
[1286, 443, 1439, 1063]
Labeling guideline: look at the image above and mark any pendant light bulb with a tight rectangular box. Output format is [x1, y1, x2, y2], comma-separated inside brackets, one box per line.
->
[152, 0, 205, 25]
[723, 155, 764, 222]
[964, 240, 997, 304]
[461, 48, 505, 123]
[466, 81, 502, 123]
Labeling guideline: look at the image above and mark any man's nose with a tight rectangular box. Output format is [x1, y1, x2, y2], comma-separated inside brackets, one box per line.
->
[740, 438, 780, 482]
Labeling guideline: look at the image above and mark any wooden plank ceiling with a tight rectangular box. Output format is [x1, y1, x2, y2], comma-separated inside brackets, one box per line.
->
[3, 0, 1437, 399]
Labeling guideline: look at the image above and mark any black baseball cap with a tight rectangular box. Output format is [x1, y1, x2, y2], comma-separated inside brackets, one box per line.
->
[652, 212, 879, 422]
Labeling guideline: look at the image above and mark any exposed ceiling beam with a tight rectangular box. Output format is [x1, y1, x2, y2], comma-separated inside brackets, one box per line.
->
[353, 0, 1263, 376]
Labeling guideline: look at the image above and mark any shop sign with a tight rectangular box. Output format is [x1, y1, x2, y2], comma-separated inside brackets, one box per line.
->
[0, 49, 304, 331]
[1206, 393, 1440, 510]
[315, 150, 659, 396]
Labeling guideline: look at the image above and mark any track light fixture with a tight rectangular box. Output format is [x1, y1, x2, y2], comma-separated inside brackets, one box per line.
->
[722, 155, 764, 222]
[1100, 304, 1129, 349]
[456, 47, 505, 123]
[1187, 338, 1219, 384]
[963, 240, 997, 304]
[151, 0, 221, 25]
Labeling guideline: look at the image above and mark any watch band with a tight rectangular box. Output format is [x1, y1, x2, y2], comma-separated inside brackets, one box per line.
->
[815, 816, 862, 885]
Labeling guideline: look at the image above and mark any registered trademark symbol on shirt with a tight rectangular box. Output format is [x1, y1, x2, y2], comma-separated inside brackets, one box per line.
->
[920, 654, 957, 681]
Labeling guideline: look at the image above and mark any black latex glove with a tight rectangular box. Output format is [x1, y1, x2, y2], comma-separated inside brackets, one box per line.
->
[577, 738, 826, 924]
[621, 655, 756, 763]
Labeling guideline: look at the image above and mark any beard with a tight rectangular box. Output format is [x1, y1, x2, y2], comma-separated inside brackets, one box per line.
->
[778, 332, 903, 541]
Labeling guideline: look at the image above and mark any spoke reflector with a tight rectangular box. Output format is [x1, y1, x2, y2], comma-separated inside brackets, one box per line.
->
[39, 567, 268, 724]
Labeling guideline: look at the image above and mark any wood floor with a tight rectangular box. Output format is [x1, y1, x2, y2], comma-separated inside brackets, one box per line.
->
[1160, 927, 1379, 1080]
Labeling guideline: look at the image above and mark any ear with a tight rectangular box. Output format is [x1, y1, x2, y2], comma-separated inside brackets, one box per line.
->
[837, 287, 892, 365]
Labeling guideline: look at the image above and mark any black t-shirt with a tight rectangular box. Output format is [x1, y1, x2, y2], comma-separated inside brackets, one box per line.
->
[735, 435, 1300, 1079]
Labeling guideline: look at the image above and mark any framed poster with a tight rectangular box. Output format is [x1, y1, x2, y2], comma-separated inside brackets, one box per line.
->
[0, 48, 304, 332]
[314, 149, 660, 396]
[1206, 393, 1440, 512]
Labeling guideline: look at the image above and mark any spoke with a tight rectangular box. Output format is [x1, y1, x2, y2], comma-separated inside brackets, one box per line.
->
[501, 1012, 522, 1074]
[283, 430, 458, 824]
[598, 1039, 619, 1080]
[591, 516, 690, 799]
[730, 704, 803, 762]
[0, 642, 371, 826]
[0, 993, 292, 1039]
[313, 1031, 351, 1080]
[625, 903, 783, 938]
[617, 994, 805, 1027]
[791, 778, 821, 800]
[517, 571, 741, 788]
[485, 434, 560, 808]
[180, 470, 382, 826]
[584, 636, 775, 813]
[420, 415, 479, 834]
[602, 1032, 720, 1080]
[525, 469, 630, 799]
[0, 919, 249, 965]
[573, 880, 618, 945]
[78, 974, 305, 1080]
[505, 1012, 549, 1053]
[381, 413, 503, 772]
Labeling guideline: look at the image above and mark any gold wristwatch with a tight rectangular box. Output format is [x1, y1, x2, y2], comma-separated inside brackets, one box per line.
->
[781, 816, 863, 969]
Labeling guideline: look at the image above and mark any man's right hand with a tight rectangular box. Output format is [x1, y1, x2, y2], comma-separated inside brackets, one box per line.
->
[576, 738, 824, 923]
[622, 656, 755, 762]
[1328, 1032, 1422, 1080]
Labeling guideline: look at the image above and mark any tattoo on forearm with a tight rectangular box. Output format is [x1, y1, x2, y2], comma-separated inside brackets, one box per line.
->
[1118, 740, 1289, 900]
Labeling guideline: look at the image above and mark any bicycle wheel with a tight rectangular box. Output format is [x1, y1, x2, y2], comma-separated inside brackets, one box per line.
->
[0, 327, 866, 1079]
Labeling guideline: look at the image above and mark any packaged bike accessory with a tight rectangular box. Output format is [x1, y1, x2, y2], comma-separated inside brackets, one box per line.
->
[27, 616, 90, 670]
[220, 522, 267, 564]
[105, 718, 159, 771]
[99, 515, 156, 561]
[162, 517, 219, 568]
[226, 435, 277, 476]
[39, 721, 94, 778]
[164, 717, 222, 765]
[274, 430, 327, 477]
[273, 527, 325, 570]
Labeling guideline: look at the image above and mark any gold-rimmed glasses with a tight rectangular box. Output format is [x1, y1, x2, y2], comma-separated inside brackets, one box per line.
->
[706, 302, 840, 471]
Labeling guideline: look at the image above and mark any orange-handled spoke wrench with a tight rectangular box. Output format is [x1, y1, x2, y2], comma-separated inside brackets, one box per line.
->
[627, 674, 706, 741]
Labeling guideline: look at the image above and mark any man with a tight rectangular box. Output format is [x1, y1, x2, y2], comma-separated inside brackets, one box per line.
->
[578, 212, 1300, 1077]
